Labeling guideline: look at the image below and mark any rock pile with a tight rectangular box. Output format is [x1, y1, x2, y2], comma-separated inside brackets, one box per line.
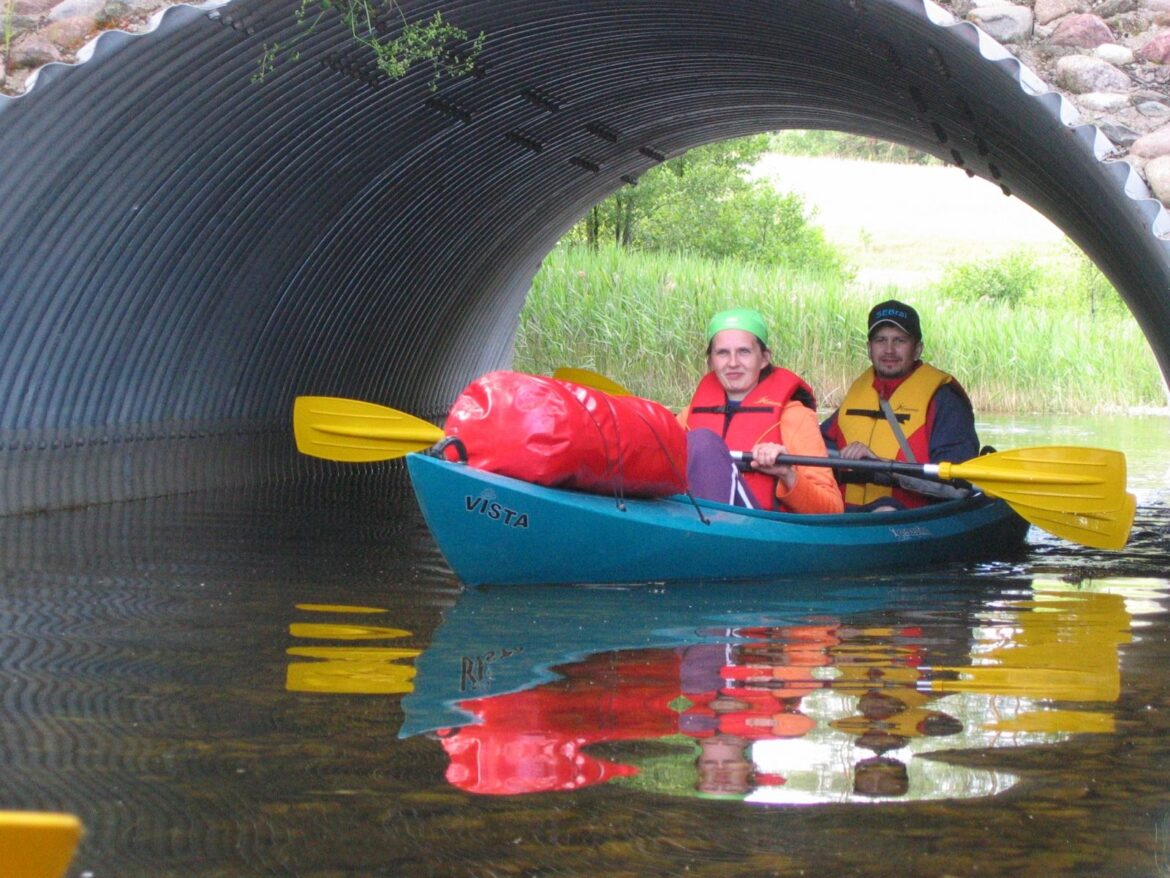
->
[2, 0, 171, 95]
[944, 0, 1170, 203]
[1, 0, 1168, 204]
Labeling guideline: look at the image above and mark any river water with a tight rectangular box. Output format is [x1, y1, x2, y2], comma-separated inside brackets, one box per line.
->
[3, 414, 1169, 877]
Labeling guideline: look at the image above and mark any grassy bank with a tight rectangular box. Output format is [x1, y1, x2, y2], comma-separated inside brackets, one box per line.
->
[514, 244, 1166, 414]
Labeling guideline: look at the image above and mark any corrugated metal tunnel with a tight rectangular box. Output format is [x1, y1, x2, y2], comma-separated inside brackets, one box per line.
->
[0, 0, 1167, 514]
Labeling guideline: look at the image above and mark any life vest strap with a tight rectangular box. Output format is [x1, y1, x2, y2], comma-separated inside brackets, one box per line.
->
[691, 405, 774, 415]
[844, 407, 910, 423]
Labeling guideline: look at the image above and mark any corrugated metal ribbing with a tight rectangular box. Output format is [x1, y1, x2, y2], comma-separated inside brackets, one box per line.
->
[0, 0, 1167, 513]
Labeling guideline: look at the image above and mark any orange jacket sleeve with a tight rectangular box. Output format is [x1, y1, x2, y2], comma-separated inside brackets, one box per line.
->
[772, 402, 845, 514]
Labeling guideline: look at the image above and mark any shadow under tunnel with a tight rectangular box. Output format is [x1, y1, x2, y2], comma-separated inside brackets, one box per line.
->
[0, 0, 1167, 514]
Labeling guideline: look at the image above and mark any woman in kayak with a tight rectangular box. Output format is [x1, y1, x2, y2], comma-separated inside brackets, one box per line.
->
[679, 308, 844, 514]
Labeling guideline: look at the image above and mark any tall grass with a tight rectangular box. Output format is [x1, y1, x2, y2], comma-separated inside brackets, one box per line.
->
[514, 244, 1166, 414]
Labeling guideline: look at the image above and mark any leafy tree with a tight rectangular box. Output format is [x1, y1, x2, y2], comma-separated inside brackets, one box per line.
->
[568, 135, 848, 278]
[771, 130, 938, 165]
[1070, 245, 1126, 316]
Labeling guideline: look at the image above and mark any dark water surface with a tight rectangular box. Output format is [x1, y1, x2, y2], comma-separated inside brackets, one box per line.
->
[3, 417, 1170, 878]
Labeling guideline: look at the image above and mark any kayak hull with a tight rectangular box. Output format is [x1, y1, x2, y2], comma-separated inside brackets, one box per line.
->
[406, 453, 1030, 586]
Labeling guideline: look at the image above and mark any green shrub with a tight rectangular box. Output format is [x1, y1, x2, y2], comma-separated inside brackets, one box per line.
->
[934, 251, 1042, 307]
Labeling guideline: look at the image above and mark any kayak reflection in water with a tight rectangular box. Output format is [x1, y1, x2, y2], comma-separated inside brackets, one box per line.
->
[405, 580, 1139, 803]
[433, 623, 842, 798]
[680, 307, 843, 514]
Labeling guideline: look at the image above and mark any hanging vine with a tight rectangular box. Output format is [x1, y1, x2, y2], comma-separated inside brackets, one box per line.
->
[255, 1, 485, 89]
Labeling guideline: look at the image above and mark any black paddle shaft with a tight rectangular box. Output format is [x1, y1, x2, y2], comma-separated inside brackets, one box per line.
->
[731, 451, 945, 482]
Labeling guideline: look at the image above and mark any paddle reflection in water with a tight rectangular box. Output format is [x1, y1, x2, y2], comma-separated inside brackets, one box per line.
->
[394, 576, 1165, 805]
[285, 603, 422, 695]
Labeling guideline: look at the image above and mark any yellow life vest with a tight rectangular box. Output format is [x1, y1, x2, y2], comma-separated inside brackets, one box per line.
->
[835, 363, 952, 505]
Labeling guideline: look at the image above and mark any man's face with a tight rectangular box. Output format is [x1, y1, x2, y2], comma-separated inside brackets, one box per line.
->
[867, 325, 923, 379]
[709, 329, 770, 401]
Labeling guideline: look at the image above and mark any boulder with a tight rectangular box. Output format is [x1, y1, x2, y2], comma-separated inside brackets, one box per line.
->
[1095, 42, 1135, 65]
[2, 12, 40, 37]
[40, 16, 99, 51]
[8, 33, 62, 69]
[1146, 155, 1170, 202]
[14, 0, 59, 14]
[1055, 54, 1133, 92]
[48, 0, 109, 21]
[1110, 11, 1156, 35]
[1137, 100, 1170, 121]
[1131, 123, 1170, 158]
[1137, 32, 1170, 63]
[1034, 0, 1085, 26]
[1099, 120, 1143, 145]
[1095, 0, 1141, 16]
[968, 3, 1035, 42]
[10, 68, 34, 93]
[1050, 13, 1115, 47]
[1077, 91, 1133, 110]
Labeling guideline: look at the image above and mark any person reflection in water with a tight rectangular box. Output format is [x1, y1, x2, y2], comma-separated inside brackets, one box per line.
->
[696, 733, 755, 796]
[852, 756, 911, 798]
[833, 686, 965, 799]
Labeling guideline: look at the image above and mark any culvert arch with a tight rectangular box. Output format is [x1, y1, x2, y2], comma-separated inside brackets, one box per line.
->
[0, 0, 1167, 513]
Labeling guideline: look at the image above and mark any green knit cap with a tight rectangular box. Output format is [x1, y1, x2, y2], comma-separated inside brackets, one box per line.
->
[706, 308, 769, 346]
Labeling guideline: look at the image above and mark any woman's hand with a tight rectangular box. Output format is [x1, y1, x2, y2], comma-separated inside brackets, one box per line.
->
[750, 442, 797, 490]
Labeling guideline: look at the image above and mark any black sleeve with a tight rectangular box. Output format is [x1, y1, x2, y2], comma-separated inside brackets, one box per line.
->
[928, 384, 980, 463]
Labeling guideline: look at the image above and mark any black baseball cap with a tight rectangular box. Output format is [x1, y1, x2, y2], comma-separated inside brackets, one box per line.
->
[867, 299, 922, 340]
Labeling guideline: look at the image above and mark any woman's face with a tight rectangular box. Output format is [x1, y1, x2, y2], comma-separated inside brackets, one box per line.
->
[708, 329, 770, 401]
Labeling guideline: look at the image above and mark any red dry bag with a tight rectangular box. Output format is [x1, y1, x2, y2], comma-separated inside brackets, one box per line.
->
[443, 370, 687, 497]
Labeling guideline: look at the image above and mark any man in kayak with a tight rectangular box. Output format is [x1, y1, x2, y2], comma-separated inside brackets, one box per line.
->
[820, 299, 979, 509]
[680, 308, 843, 514]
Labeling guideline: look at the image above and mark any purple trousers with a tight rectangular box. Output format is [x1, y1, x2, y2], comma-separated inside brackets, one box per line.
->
[686, 428, 757, 508]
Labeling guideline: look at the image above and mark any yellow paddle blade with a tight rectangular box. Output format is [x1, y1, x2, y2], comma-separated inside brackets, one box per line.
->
[551, 367, 632, 396]
[0, 811, 82, 878]
[293, 396, 444, 462]
[1013, 492, 1136, 551]
[940, 446, 1127, 514]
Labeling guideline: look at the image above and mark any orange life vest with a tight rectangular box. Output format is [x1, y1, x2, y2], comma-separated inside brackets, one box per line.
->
[685, 368, 816, 510]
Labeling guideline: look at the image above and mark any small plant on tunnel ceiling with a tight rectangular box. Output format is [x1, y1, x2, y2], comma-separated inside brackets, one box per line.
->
[255, 1, 484, 90]
[3, 0, 16, 86]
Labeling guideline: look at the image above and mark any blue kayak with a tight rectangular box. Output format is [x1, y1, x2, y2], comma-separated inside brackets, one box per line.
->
[406, 453, 1030, 586]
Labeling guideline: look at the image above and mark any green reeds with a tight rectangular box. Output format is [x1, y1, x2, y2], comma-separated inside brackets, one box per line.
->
[514, 244, 1165, 414]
